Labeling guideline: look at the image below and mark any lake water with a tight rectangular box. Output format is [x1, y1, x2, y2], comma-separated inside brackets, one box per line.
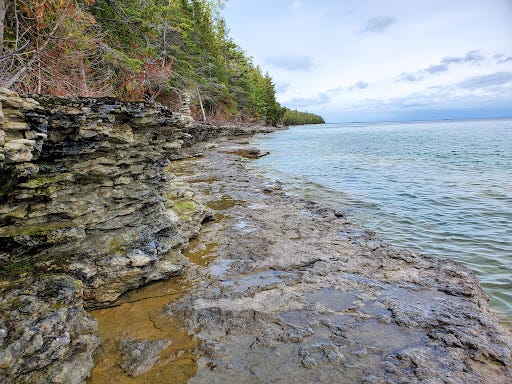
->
[250, 119, 512, 325]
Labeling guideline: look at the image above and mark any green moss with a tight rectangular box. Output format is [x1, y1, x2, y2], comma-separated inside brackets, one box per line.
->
[172, 198, 197, 219]
[52, 302, 66, 310]
[19, 175, 69, 189]
[19, 178, 54, 189]
[165, 191, 178, 200]
[109, 237, 125, 254]
[206, 196, 244, 211]
[0, 259, 34, 280]
[0, 221, 74, 237]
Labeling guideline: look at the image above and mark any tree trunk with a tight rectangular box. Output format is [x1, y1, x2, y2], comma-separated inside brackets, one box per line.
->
[0, 0, 12, 52]
[78, 55, 88, 96]
[197, 87, 207, 123]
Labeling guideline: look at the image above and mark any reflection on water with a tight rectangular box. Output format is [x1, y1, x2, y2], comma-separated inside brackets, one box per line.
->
[251, 118, 512, 326]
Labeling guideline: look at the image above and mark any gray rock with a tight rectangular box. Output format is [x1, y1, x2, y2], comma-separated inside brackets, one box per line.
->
[0, 275, 99, 384]
[0, 91, 277, 383]
[118, 337, 172, 376]
[167, 143, 512, 384]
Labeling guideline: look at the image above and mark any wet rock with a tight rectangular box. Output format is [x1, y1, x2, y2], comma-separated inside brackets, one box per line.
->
[167, 144, 512, 384]
[118, 337, 172, 376]
[0, 90, 279, 383]
[0, 92, 213, 306]
[221, 146, 269, 158]
[0, 275, 99, 384]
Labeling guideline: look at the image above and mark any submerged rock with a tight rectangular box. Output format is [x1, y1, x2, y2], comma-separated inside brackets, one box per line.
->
[221, 146, 269, 158]
[118, 337, 172, 376]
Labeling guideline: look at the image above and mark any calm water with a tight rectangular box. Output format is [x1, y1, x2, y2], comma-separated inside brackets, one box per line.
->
[250, 119, 512, 324]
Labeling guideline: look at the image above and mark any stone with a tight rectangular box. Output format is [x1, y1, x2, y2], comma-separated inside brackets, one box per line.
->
[2, 121, 28, 131]
[128, 250, 154, 267]
[0, 93, 233, 382]
[221, 146, 269, 158]
[0, 88, 40, 110]
[167, 142, 512, 384]
[0, 275, 99, 384]
[118, 337, 172, 376]
[3, 139, 35, 162]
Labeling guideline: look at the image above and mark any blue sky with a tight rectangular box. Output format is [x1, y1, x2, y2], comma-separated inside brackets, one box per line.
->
[221, 0, 512, 122]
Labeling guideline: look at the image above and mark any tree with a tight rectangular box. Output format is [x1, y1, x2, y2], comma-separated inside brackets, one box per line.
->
[0, 0, 325, 124]
[0, 0, 13, 52]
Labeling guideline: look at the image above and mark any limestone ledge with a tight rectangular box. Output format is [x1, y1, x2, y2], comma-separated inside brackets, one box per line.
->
[0, 88, 273, 383]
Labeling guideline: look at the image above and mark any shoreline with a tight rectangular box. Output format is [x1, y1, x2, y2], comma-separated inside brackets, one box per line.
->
[248, 121, 512, 329]
[1, 89, 511, 382]
[90, 137, 512, 383]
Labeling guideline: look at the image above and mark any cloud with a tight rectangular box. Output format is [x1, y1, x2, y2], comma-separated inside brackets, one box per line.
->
[397, 50, 487, 82]
[335, 82, 512, 121]
[266, 55, 314, 71]
[495, 54, 512, 64]
[441, 56, 464, 64]
[361, 17, 396, 33]
[349, 81, 369, 91]
[458, 72, 512, 89]
[292, 1, 302, 9]
[425, 64, 449, 74]
[464, 50, 484, 64]
[399, 72, 424, 82]
[287, 93, 330, 108]
[326, 86, 344, 95]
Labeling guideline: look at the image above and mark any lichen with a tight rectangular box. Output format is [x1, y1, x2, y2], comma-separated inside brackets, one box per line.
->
[19, 177, 55, 189]
[0, 259, 34, 280]
[19, 174, 70, 189]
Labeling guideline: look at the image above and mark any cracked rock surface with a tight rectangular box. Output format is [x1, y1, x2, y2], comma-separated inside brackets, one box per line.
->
[167, 140, 512, 384]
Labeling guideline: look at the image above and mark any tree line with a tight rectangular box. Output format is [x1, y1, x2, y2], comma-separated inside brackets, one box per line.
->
[0, 0, 324, 125]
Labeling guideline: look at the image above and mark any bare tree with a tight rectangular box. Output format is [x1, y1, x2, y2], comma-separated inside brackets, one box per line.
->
[0, 0, 13, 51]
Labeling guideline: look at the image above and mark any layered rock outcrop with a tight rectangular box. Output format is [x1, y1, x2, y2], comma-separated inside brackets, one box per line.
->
[0, 88, 271, 383]
[0, 88, 211, 305]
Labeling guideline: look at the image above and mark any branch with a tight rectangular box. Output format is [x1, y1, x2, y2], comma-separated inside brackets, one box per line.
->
[2, 0, 73, 88]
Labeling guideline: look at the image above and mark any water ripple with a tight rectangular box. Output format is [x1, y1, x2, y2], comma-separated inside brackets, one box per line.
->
[252, 118, 512, 324]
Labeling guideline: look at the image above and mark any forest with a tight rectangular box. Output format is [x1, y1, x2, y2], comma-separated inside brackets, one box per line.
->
[0, 0, 324, 125]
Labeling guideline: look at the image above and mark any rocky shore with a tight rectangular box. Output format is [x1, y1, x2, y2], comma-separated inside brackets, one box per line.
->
[165, 141, 512, 383]
[1, 89, 511, 383]
[0, 88, 272, 383]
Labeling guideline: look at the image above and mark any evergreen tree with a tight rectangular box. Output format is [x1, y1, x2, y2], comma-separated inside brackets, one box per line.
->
[0, 0, 325, 125]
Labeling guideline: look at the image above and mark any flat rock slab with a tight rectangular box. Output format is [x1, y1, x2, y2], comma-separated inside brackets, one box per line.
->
[220, 146, 269, 158]
[167, 139, 512, 383]
[118, 337, 172, 376]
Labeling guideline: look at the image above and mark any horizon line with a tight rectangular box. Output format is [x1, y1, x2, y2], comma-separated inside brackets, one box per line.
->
[323, 115, 512, 125]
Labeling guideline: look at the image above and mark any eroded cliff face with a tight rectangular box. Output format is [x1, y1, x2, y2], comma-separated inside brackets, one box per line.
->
[0, 88, 246, 383]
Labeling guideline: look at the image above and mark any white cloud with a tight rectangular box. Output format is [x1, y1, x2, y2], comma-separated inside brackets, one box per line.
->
[349, 81, 369, 90]
[266, 56, 314, 71]
[222, 0, 512, 121]
[361, 16, 396, 33]
[458, 72, 512, 89]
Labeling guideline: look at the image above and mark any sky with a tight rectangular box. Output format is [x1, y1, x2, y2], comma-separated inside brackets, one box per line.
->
[221, 0, 512, 122]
